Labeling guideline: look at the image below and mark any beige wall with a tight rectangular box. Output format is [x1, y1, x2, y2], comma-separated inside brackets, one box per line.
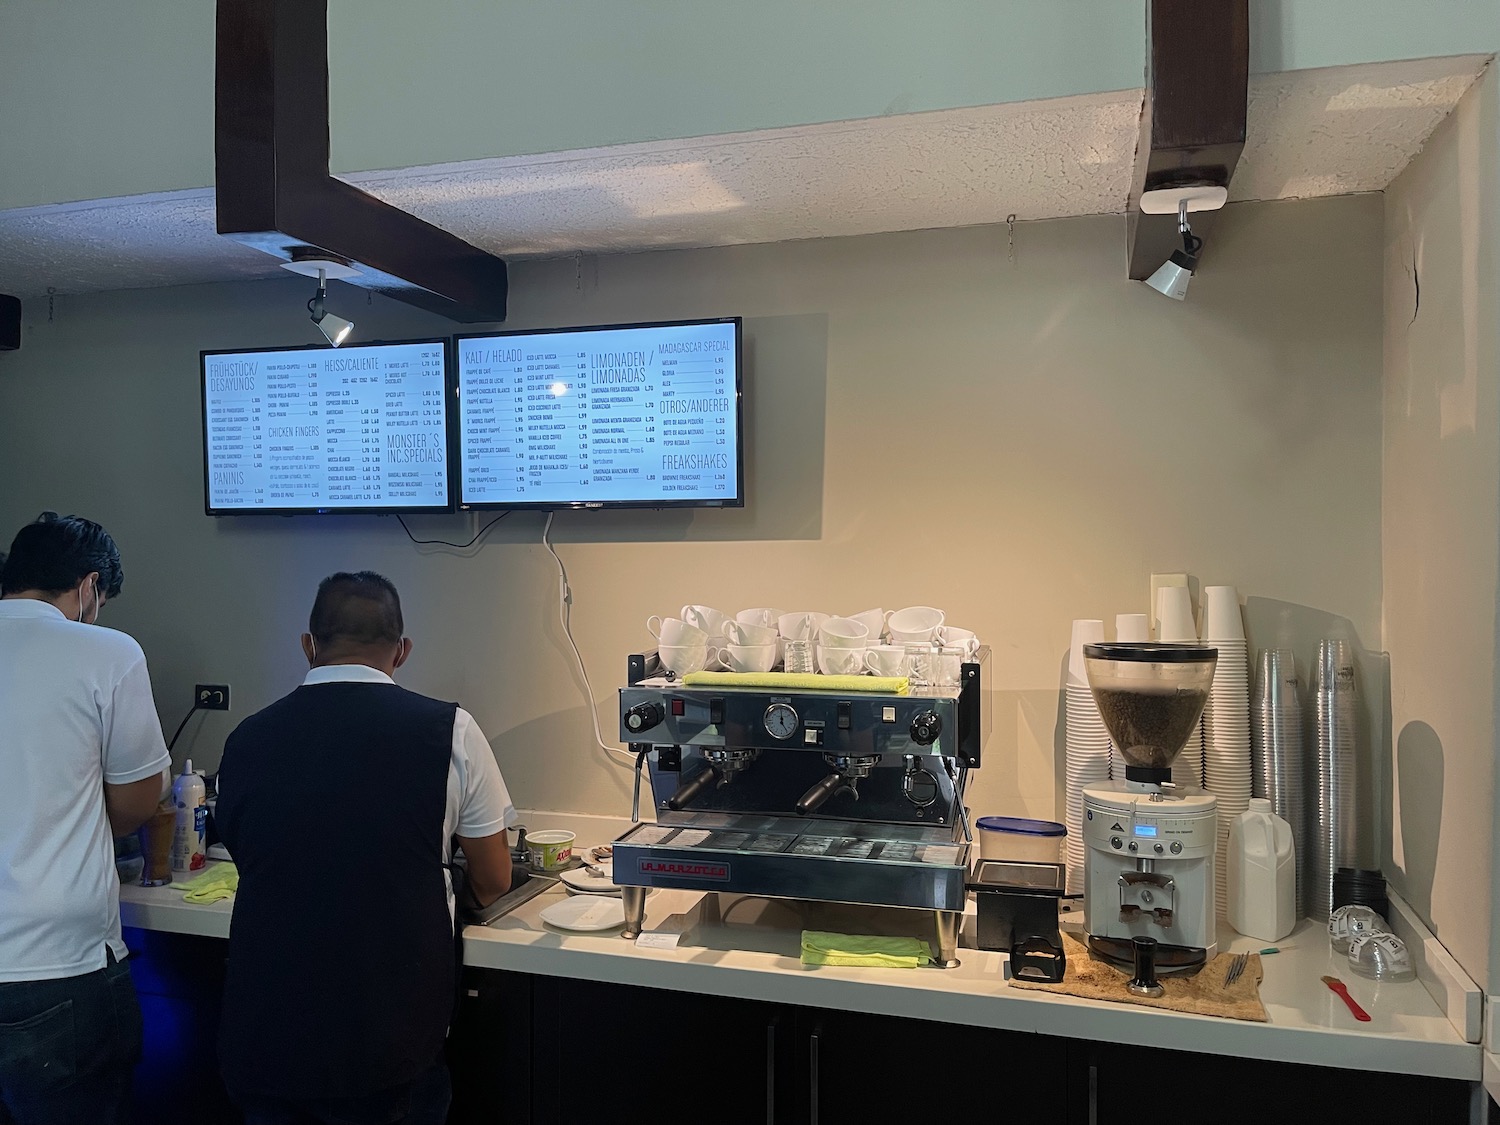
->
[1382, 64, 1500, 990]
[0, 197, 1384, 838]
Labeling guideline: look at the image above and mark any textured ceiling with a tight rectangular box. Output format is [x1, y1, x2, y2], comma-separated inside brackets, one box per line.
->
[0, 54, 1487, 299]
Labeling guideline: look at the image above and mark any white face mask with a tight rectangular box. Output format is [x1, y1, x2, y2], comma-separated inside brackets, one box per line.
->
[77, 579, 98, 624]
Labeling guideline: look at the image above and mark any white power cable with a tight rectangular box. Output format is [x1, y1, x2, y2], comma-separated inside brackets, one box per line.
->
[542, 512, 633, 765]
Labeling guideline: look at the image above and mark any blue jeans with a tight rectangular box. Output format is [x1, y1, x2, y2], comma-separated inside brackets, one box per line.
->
[235, 1060, 450, 1125]
[0, 952, 142, 1125]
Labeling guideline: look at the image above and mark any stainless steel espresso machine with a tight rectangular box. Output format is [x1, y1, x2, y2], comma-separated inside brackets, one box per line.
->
[612, 649, 989, 967]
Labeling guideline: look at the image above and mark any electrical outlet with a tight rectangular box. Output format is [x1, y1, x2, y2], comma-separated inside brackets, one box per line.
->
[1148, 573, 1189, 638]
[195, 684, 230, 711]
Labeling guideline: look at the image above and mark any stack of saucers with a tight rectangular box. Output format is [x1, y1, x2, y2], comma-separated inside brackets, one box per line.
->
[1198, 585, 1251, 917]
[1155, 587, 1203, 790]
[1064, 619, 1110, 895]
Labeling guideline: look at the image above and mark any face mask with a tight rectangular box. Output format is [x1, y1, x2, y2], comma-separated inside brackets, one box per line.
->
[77, 579, 97, 624]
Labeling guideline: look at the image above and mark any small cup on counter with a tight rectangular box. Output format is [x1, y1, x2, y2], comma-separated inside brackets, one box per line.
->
[138, 801, 177, 886]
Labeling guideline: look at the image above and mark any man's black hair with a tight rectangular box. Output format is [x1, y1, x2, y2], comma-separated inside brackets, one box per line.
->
[308, 571, 404, 650]
[1, 512, 123, 599]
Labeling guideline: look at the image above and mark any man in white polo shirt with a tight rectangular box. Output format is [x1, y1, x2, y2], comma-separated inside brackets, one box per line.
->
[0, 512, 171, 1125]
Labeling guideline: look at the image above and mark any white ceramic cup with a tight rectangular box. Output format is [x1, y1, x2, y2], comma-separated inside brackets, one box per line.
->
[777, 611, 830, 642]
[865, 644, 908, 677]
[718, 643, 778, 673]
[887, 605, 944, 641]
[939, 626, 978, 656]
[657, 644, 710, 677]
[817, 645, 868, 676]
[647, 615, 708, 647]
[725, 620, 777, 646]
[818, 617, 871, 647]
[736, 607, 784, 629]
[848, 608, 887, 642]
[680, 604, 729, 639]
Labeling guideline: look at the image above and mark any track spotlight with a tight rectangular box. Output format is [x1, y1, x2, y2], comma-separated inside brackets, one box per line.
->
[280, 253, 359, 346]
[1140, 186, 1222, 302]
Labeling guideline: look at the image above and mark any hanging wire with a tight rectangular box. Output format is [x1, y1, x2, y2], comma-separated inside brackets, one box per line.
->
[1006, 215, 1017, 266]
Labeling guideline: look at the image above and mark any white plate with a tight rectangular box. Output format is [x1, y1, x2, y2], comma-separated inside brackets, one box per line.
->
[539, 894, 627, 932]
[559, 862, 619, 894]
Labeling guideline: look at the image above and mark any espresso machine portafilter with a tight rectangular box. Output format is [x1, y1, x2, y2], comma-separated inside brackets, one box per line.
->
[611, 649, 990, 968]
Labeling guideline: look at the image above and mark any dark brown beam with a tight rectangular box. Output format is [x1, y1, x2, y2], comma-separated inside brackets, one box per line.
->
[215, 0, 508, 322]
[1127, 0, 1249, 280]
[0, 295, 19, 351]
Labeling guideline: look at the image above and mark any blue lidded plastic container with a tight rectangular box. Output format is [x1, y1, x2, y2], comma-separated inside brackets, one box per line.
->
[975, 816, 1067, 863]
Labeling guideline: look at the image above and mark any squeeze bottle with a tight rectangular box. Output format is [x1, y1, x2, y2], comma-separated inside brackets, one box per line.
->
[1226, 797, 1295, 941]
[171, 760, 207, 873]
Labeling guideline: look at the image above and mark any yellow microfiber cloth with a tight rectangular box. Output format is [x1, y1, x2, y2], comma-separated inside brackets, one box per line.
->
[178, 863, 238, 904]
[682, 672, 909, 695]
[800, 930, 932, 969]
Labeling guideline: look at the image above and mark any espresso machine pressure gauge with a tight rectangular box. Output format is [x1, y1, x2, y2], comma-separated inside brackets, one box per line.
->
[764, 702, 799, 740]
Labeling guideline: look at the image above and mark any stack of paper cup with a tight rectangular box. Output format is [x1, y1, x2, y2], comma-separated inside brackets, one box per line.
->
[1064, 619, 1110, 895]
[1108, 613, 1152, 778]
[1155, 587, 1203, 789]
[1198, 585, 1251, 918]
[1308, 638, 1359, 922]
[1251, 648, 1306, 917]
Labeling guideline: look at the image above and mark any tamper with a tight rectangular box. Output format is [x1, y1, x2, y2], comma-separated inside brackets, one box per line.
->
[1127, 935, 1164, 997]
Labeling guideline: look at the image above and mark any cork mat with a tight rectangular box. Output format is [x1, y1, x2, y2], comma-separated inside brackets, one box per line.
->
[1009, 934, 1268, 1022]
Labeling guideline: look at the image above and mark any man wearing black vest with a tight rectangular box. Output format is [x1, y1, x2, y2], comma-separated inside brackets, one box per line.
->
[215, 571, 516, 1125]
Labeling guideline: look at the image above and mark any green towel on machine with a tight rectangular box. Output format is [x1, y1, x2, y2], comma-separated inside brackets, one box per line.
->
[800, 930, 932, 969]
[682, 672, 909, 695]
[178, 863, 239, 904]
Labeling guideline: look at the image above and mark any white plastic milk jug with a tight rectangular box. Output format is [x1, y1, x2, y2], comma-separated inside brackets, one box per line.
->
[1226, 798, 1295, 942]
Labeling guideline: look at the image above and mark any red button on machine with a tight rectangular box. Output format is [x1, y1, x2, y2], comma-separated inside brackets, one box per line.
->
[671, 698, 685, 716]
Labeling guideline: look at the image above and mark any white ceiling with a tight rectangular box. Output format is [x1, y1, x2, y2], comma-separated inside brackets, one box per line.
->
[0, 54, 1487, 300]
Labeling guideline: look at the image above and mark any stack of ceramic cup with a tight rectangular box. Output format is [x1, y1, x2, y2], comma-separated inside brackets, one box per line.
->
[1154, 586, 1203, 790]
[1308, 638, 1359, 922]
[1251, 648, 1306, 917]
[1197, 585, 1251, 917]
[1064, 619, 1110, 894]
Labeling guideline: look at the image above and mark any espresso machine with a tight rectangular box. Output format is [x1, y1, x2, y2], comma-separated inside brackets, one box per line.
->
[612, 649, 989, 967]
[1080, 642, 1219, 972]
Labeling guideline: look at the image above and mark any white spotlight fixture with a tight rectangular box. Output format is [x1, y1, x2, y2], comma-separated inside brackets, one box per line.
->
[1140, 185, 1225, 302]
[280, 253, 360, 346]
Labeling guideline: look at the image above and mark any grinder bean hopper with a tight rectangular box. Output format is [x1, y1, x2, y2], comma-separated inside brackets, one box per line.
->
[1080, 642, 1219, 972]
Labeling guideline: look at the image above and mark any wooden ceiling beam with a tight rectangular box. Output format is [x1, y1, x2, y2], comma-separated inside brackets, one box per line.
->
[1126, 0, 1249, 281]
[215, 0, 508, 323]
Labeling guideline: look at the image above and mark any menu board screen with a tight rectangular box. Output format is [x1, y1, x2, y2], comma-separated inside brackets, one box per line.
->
[456, 317, 743, 509]
[200, 339, 453, 514]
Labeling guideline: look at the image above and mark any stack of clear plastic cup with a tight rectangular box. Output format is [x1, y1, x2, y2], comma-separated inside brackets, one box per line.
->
[1252, 648, 1307, 917]
[1198, 586, 1250, 918]
[1308, 638, 1360, 922]
[1064, 619, 1110, 894]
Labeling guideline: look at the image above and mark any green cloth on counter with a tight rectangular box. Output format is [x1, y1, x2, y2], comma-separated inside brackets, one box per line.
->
[682, 672, 909, 695]
[178, 863, 238, 904]
[800, 930, 932, 969]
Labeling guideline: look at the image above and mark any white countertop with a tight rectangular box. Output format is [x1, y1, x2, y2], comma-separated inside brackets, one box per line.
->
[119, 861, 1480, 1081]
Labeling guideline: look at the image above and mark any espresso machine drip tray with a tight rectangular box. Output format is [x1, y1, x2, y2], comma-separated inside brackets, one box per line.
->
[613, 650, 991, 968]
[614, 814, 966, 913]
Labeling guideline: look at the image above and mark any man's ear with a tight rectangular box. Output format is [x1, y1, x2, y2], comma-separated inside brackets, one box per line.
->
[300, 633, 317, 666]
[393, 637, 413, 670]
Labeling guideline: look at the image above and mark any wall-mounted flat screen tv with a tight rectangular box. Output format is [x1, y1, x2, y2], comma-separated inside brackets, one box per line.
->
[201, 338, 454, 514]
[455, 317, 743, 510]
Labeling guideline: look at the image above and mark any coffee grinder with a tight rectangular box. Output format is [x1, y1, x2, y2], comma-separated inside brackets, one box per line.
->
[1080, 642, 1219, 971]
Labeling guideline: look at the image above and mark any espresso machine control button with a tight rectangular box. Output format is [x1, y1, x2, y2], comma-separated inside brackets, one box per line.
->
[709, 697, 726, 725]
[837, 702, 852, 730]
[1154, 844, 1164, 854]
[803, 728, 824, 747]
[1110, 836, 1123, 850]
[623, 702, 665, 733]
[909, 710, 942, 745]
[1169, 841, 1183, 855]
[1127, 841, 1139, 853]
